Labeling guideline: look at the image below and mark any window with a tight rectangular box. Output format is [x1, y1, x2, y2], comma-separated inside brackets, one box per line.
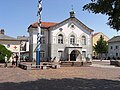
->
[41, 30, 44, 35]
[40, 51, 45, 58]
[70, 24, 75, 30]
[111, 46, 113, 49]
[58, 34, 63, 44]
[116, 46, 118, 49]
[41, 37, 45, 44]
[70, 35, 75, 45]
[82, 36, 86, 45]
[69, 23, 75, 30]
[7, 44, 10, 48]
[116, 53, 118, 57]
[59, 28, 63, 31]
[20, 42, 26, 51]
[71, 25, 74, 28]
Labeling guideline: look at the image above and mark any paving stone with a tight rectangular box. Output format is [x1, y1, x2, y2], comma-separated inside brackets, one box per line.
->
[0, 61, 120, 90]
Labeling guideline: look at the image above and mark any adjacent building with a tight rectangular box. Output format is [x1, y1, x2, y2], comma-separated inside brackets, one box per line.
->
[0, 29, 29, 62]
[0, 29, 20, 62]
[108, 36, 120, 59]
[17, 36, 29, 61]
[92, 32, 109, 58]
[28, 10, 94, 62]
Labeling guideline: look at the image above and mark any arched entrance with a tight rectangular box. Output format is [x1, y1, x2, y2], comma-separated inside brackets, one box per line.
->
[70, 50, 80, 61]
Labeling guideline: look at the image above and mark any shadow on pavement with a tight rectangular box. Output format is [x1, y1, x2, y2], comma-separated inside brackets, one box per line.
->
[0, 78, 120, 90]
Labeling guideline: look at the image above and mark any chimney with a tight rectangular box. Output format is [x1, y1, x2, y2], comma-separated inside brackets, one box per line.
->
[0, 29, 5, 35]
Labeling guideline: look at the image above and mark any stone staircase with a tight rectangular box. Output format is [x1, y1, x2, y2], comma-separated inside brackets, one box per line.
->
[60, 61, 92, 67]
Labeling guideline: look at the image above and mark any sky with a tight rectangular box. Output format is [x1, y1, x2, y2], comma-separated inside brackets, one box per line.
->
[0, 0, 119, 38]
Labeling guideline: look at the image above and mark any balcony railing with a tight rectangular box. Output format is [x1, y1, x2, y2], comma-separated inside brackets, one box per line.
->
[66, 43, 82, 47]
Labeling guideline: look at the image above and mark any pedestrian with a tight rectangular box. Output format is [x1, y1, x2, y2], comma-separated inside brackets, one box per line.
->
[12, 57, 15, 68]
[4, 55, 8, 68]
[15, 53, 19, 66]
[12, 60, 15, 68]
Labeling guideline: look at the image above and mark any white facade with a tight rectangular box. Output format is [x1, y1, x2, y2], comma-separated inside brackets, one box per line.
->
[17, 36, 29, 61]
[0, 29, 29, 62]
[28, 16, 93, 62]
[108, 36, 120, 59]
[0, 29, 21, 62]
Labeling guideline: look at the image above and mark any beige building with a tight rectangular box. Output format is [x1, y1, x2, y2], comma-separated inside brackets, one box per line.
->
[92, 32, 109, 58]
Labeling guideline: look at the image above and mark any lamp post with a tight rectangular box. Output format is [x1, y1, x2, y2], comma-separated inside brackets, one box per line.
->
[36, 0, 42, 68]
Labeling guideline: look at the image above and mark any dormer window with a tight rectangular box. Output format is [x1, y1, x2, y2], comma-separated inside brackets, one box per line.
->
[71, 24, 75, 29]
[71, 25, 74, 28]
[7, 44, 10, 48]
[59, 28, 63, 31]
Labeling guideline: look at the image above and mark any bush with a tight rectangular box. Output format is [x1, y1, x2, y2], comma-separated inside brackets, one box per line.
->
[0, 44, 12, 63]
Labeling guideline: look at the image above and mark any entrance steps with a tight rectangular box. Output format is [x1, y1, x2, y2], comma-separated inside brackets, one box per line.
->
[60, 61, 92, 67]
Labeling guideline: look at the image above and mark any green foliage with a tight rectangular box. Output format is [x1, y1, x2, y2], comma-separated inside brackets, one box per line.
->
[83, 0, 120, 31]
[93, 35, 108, 54]
[0, 44, 12, 63]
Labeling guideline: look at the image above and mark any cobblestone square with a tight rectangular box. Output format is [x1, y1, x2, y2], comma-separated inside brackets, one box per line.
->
[0, 61, 120, 90]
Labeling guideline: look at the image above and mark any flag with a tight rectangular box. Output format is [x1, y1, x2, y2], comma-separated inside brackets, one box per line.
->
[38, 0, 42, 15]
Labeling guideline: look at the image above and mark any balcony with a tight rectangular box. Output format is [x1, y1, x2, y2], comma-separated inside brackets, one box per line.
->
[66, 43, 82, 47]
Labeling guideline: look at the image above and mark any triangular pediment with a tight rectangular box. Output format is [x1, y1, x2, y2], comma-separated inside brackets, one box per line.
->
[49, 17, 94, 32]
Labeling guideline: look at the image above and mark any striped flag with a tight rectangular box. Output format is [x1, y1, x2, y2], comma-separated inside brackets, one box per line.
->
[38, 0, 42, 16]
[38, 0, 42, 3]
[36, 0, 42, 67]
[37, 0, 42, 50]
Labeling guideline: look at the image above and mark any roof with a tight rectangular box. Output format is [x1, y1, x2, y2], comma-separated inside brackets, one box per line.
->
[0, 34, 18, 41]
[54, 17, 93, 32]
[92, 32, 100, 37]
[92, 32, 109, 40]
[108, 36, 120, 43]
[17, 36, 29, 41]
[28, 17, 94, 33]
[28, 22, 58, 29]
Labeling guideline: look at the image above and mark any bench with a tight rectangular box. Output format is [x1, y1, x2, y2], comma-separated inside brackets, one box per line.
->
[49, 64, 60, 69]
[19, 63, 28, 70]
[31, 64, 51, 70]
[19, 63, 61, 70]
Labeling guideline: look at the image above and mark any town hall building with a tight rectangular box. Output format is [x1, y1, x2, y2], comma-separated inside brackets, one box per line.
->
[28, 10, 93, 62]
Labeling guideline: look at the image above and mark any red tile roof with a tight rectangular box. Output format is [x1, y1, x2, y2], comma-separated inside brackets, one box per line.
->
[31, 22, 58, 28]
[92, 32, 100, 37]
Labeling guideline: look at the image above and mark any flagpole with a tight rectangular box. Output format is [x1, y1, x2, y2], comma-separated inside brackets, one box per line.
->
[36, 0, 42, 68]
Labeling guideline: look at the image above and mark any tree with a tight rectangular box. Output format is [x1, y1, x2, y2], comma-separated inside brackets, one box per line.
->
[0, 44, 12, 63]
[83, 0, 120, 31]
[93, 35, 108, 59]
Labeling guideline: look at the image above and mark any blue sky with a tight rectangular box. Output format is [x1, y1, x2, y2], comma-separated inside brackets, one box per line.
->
[0, 0, 119, 38]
